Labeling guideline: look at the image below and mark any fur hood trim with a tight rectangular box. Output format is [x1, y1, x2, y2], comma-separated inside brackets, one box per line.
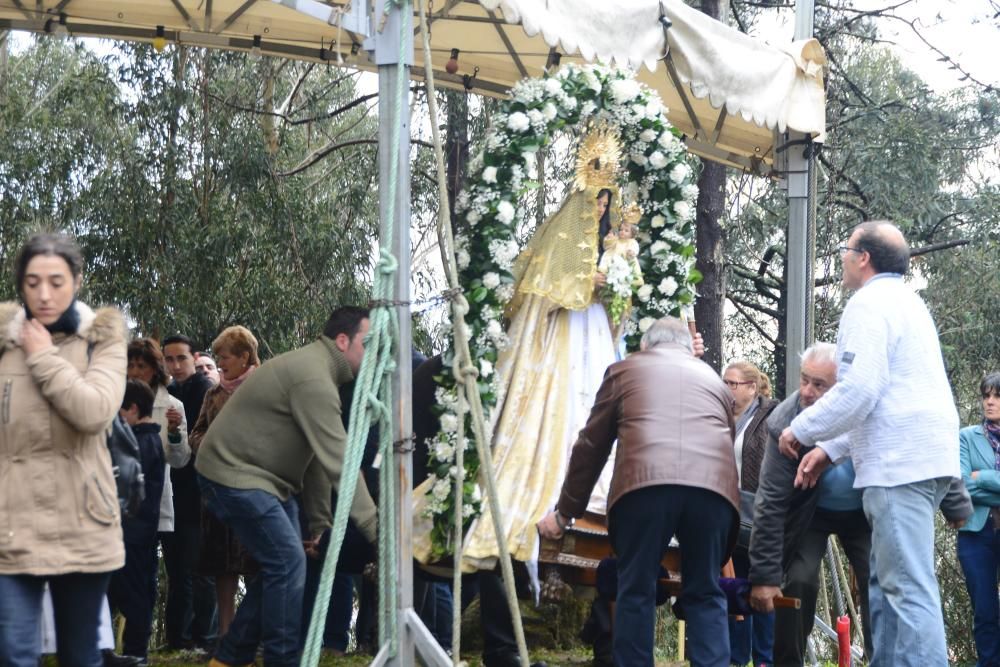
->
[0, 301, 126, 350]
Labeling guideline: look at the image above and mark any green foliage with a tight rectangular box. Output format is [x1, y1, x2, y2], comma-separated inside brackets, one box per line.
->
[1, 37, 381, 354]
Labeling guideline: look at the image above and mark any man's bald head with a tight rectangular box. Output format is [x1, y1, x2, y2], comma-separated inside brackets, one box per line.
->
[841, 220, 909, 290]
[854, 221, 909, 275]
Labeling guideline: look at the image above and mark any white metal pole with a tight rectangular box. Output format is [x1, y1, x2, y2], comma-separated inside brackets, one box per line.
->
[784, 0, 816, 393]
[369, 4, 449, 666]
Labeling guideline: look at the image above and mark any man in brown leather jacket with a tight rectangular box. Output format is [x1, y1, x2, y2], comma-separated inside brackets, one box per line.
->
[538, 316, 738, 667]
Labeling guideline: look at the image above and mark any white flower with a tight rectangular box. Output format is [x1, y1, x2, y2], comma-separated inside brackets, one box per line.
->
[645, 100, 664, 118]
[640, 129, 657, 143]
[657, 132, 677, 149]
[630, 153, 647, 166]
[488, 239, 519, 271]
[582, 69, 602, 93]
[682, 184, 700, 202]
[527, 109, 544, 126]
[495, 284, 515, 303]
[561, 96, 577, 111]
[542, 102, 558, 121]
[487, 319, 503, 339]
[639, 317, 656, 333]
[609, 78, 641, 104]
[496, 200, 516, 225]
[544, 78, 563, 96]
[669, 163, 691, 184]
[433, 441, 455, 463]
[463, 504, 477, 518]
[440, 413, 459, 433]
[650, 214, 666, 229]
[648, 151, 668, 169]
[467, 210, 481, 225]
[487, 133, 504, 150]
[580, 101, 597, 117]
[658, 277, 679, 296]
[632, 103, 647, 119]
[637, 284, 653, 302]
[673, 200, 693, 221]
[650, 240, 669, 256]
[432, 477, 451, 501]
[482, 166, 498, 184]
[480, 359, 494, 378]
[482, 272, 500, 289]
[507, 112, 530, 133]
[456, 248, 471, 269]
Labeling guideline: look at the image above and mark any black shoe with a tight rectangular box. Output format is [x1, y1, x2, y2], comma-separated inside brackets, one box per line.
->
[101, 650, 142, 667]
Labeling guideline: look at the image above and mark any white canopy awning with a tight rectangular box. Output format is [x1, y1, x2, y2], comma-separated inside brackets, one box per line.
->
[0, 0, 826, 171]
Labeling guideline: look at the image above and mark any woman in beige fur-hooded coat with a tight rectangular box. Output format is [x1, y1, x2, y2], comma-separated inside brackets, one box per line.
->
[0, 233, 126, 664]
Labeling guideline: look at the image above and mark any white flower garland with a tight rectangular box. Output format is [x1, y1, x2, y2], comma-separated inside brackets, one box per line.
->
[426, 64, 700, 560]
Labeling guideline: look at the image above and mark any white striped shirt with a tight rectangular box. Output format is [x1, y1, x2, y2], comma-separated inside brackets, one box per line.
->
[791, 274, 959, 488]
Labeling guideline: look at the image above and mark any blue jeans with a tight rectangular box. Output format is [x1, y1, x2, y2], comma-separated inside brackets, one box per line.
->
[958, 523, 1000, 667]
[862, 478, 950, 667]
[610, 484, 734, 667]
[198, 476, 306, 667]
[0, 571, 111, 667]
[729, 550, 774, 666]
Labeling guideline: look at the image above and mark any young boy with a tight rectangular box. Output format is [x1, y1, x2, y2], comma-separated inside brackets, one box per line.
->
[108, 379, 165, 663]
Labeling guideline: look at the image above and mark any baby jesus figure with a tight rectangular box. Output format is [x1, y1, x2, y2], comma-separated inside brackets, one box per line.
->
[598, 205, 644, 326]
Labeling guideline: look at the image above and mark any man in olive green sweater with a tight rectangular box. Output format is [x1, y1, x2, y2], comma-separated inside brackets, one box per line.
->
[195, 306, 375, 667]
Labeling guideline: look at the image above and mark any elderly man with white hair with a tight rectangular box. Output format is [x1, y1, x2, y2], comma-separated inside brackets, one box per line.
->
[538, 316, 739, 667]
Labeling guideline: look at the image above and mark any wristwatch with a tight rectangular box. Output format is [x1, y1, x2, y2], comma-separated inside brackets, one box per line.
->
[554, 510, 575, 530]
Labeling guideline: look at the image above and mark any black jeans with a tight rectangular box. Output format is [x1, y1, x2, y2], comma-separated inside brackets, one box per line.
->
[108, 538, 159, 658]
[610, 485, 734, 667]
[775, 507, 872, 667]
[160, 520, 218, 648]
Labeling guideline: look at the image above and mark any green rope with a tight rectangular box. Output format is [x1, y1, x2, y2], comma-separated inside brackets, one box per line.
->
[299, 1, 409, 663]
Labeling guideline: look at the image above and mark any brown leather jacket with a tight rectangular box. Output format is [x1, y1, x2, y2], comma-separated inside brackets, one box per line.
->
[557, 343, 739, 520]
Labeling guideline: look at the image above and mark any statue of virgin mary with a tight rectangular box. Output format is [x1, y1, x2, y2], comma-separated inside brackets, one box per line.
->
[456, 127, 624, 571]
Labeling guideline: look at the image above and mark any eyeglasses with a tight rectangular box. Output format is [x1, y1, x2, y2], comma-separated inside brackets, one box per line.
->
[838, 245, 865, 255]
[723, 380, 754, 389]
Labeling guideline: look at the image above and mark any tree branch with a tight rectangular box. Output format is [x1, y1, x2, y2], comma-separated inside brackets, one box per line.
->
[910, 238, 970, 257]
[274, 137, 435, 178]
[728, 292, 780, 319]
[728, 296, 778, 345]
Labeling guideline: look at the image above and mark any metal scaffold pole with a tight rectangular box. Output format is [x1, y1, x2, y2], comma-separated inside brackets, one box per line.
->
[367, 2, 450, 666]
[783, 0, 817, 391]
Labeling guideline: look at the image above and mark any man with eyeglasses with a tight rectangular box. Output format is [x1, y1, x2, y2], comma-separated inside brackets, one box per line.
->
[776, 221, 961, 666]
[747, 342, 873, 665]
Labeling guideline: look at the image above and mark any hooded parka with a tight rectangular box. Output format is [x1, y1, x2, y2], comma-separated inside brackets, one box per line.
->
[0, 300, 127, 575]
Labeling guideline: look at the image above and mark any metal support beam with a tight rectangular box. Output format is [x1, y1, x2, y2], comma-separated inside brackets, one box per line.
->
[486, 8, 527, 78]
[368, 4, 446, 666]
[169, 0, 199, 31]
[214, 0, 257, 34]
[783, 0, 816, 393]
[664, 54, 706, 142]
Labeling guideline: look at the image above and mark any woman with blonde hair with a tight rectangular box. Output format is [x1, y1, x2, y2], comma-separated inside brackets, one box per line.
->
[189, 325, 260, 637]
[722, 359, 779, 667]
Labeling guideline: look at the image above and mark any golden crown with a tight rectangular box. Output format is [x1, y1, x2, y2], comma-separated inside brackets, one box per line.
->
[573, 124, 622, 191]
[621, 202, 642, 226]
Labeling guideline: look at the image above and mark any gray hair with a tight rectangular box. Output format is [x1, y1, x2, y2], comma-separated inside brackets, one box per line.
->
[801, 341, 836, 366]
[640, 316, 693, 352]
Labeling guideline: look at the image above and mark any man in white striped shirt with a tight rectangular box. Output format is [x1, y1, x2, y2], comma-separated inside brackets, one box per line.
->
[779, 220, 959, 667]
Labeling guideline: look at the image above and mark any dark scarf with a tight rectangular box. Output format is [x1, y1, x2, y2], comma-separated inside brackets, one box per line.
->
[984, 419, 1000, 472]
[24, 299, 79, 335]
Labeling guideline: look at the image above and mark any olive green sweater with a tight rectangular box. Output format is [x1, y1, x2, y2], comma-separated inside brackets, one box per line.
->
[195, 337, 377, 542]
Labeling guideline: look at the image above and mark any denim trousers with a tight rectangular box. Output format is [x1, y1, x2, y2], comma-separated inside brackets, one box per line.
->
[198, 475, 306, 667]
[729, 549, 774, 666]
[610, 484, 734, 667]
[957, 523, 1000, 667]
[862, 477, 950, 667]
[0, 571, 111, 667]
